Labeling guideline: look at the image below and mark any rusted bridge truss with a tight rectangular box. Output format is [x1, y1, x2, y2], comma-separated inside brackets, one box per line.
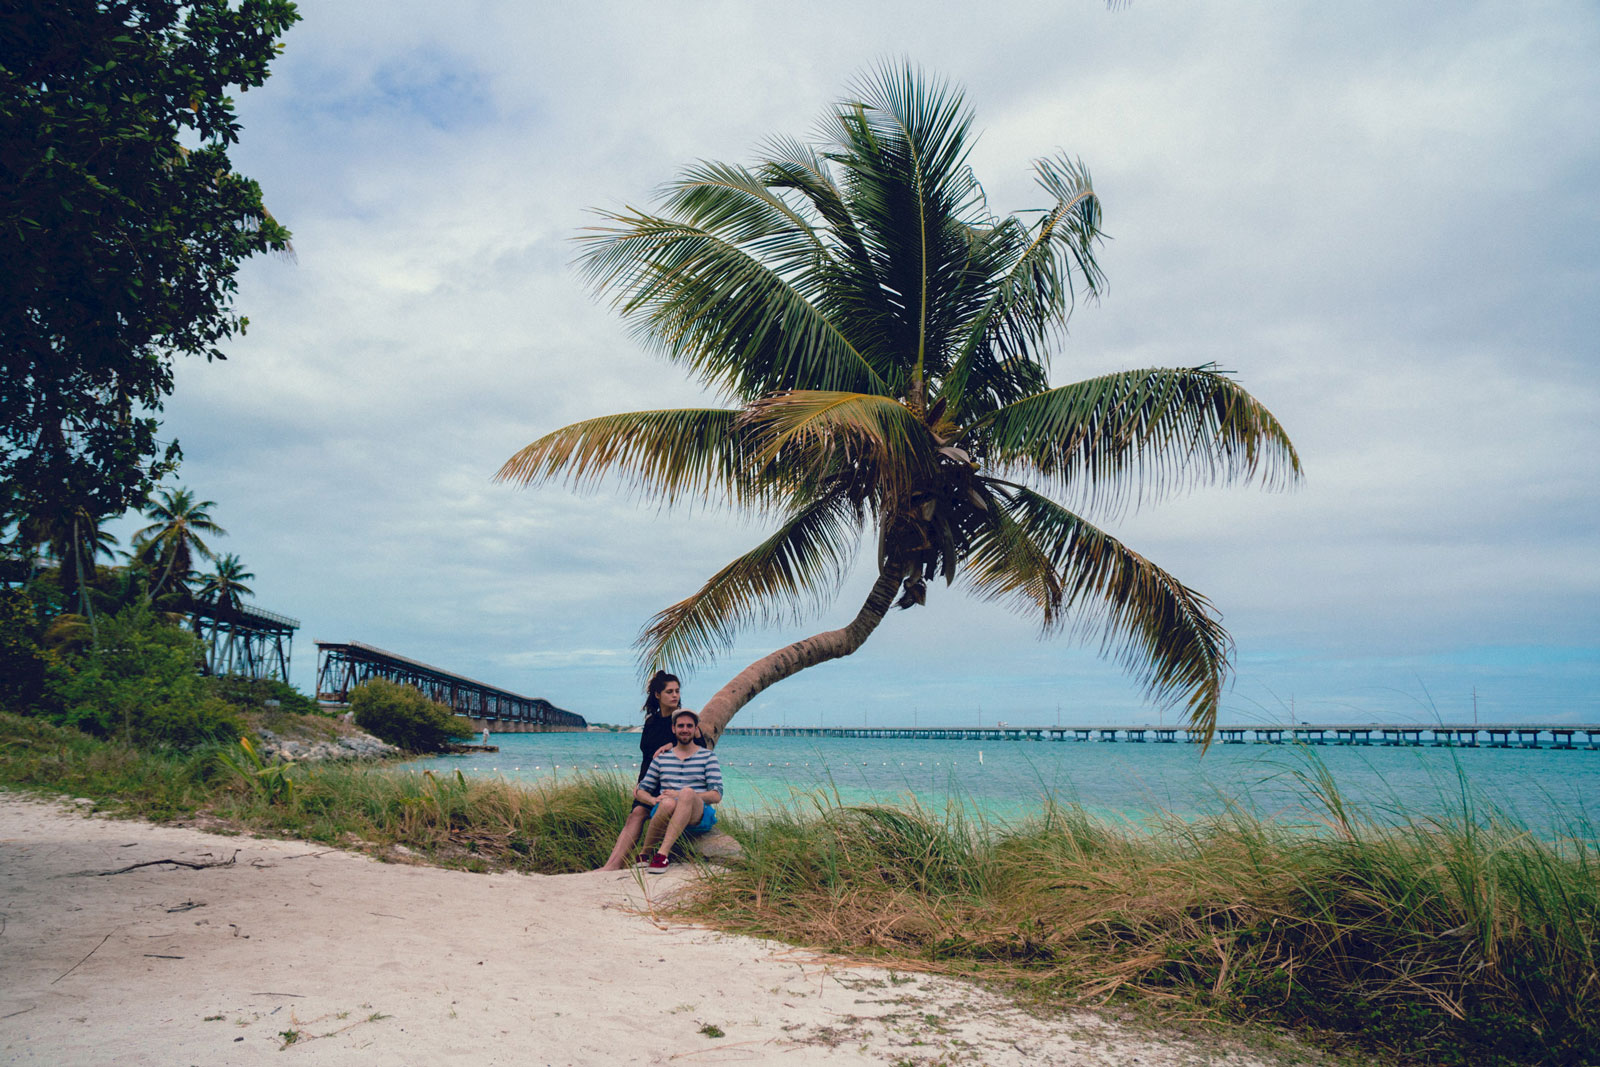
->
[314, 641, 585, 729]
[191, 600, 299, 682]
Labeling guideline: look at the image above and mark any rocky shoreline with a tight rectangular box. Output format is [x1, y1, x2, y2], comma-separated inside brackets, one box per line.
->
[254, 726, 399, 763]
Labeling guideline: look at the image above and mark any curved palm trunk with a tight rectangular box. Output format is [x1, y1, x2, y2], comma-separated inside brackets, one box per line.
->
[697, 569, 903, 744]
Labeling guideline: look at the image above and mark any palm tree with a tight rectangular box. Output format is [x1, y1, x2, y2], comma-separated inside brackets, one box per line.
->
[499, 64, 1300, 744]
[18, 503, 120, 622]
[196, 553, 254, 612]
[133, 487, 226, 598]
[195, 552, 253, 673]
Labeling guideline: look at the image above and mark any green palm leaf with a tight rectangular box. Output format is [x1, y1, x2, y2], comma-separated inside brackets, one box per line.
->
[759, 137, 871, 265]
[638, 492, 865, 673]
[494, 408, 768, 509]
[981, 365, 1301, 513]
[661, 160, 828, 269]
[940, 155, 1105, 421]
[577, 212, 892, 399]
[825, 65, 986, 398]
[959, 498, 1066, 629]
[967, 487, 1231, 740]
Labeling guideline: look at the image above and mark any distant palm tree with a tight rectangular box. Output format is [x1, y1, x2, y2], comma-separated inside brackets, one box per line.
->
[195, 553, 254, 673]
[133, 488, 226, 598]
[196, 553, 254, 612]
[500, 64, 1300, 745]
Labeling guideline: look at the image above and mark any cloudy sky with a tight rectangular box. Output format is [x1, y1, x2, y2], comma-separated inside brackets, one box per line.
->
[109, 0, 1599, 729]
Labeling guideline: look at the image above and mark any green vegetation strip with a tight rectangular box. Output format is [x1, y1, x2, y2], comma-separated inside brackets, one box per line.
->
[2, 711, 1595, 1066]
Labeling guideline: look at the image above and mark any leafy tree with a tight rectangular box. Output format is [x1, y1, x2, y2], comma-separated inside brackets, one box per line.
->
[47, 600, 240, 746]
[206, 674, 319, 716]
[349, 678, 474, 753]
[132, 486, 225, 596]
[0, 0, 299, 537]
[500, 65, 1300, 744]
[18, 502, 121, 619]
[0, 589, 56, 713]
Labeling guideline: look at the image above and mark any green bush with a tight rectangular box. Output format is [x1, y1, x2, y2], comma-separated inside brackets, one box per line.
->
[0, 589, 56, 713]
[207, 675, 322, 716]
[46, 602, 240, 748]
[348, 678, 473, 752]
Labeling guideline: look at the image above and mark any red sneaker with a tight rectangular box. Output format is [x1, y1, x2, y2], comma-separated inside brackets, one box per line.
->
[646, 853, 670, 874]
[634, 851, 652, 866]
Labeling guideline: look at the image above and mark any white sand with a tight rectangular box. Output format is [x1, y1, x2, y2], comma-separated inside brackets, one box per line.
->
[0, 795, 1306, 1065]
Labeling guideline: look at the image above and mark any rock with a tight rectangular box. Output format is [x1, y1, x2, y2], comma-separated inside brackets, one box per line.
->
[246, 727, 398, 765]
[694, 832, 743, 862]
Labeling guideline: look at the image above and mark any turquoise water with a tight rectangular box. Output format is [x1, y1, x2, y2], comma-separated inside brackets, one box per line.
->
[415, 732, 1600, 833]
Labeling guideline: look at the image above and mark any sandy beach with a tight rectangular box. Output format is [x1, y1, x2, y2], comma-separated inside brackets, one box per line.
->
[0, 794, 1301, 1066]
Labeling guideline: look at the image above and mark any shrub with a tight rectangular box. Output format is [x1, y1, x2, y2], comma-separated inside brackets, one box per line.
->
[0, 589, 56, 713]
[348, 678, 473, 752]
[207, 675, 322, 716]
[46, 602, 240, 748]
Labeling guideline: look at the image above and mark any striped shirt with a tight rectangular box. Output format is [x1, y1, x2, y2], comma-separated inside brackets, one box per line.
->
[638, 747, 723, 798]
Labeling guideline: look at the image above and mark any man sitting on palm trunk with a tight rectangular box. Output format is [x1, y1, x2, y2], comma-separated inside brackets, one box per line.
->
[633, 710, 723, 873]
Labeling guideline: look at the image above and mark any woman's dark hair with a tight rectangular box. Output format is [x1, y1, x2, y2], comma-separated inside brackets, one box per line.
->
[643, 671, 681, 718]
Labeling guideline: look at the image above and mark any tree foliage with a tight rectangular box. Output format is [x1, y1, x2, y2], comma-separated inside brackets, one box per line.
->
[133, 486, 225, 595]
[47, 600, 241, 746]
[0, 588, 57, 713]
[0, 0, 299, 532]
[349, 678, 475, 754]
[503, 63, 1301, 742]
[195, 551, 253, 611]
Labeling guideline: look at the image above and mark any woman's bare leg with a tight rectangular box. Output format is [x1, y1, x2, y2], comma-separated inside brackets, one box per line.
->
[598, 805, 650, 871]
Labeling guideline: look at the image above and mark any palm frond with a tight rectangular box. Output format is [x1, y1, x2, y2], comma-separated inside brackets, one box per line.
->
[980, 365, 1302, 514]
[660, 159, 828, 271]
[959, 494, 1066, 628]
[637, 492, 865, 673]
[495, 408, 768, 509]
[939, 155, 1105, 421]
[739, 391, 934, 502]
[1029, 154, 1106, 298]
[577, 211, 893, 399]
[968, 487, 1231, 741]
[758, 137, 869, 264]
[827, 62, 989, 399]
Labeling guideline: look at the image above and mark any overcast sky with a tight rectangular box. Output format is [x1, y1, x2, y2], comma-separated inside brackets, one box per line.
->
[108, 0, 1600, 729]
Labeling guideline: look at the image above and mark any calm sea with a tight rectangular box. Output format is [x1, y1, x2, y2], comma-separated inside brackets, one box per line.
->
[415, 732, 1600, 833]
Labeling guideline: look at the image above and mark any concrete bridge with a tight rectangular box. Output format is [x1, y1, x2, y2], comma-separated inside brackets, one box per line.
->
[722, 723, 1600, 749]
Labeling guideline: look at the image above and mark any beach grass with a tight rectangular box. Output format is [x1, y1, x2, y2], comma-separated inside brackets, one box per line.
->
[2, 710, 1595, 1065]
[682, 760, 1600, 1066]
[0, 711, 634, 871]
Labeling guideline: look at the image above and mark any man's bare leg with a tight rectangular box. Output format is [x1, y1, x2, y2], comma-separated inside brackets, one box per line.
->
[641, 795, 678, 853]
[652, 787, 704, 859]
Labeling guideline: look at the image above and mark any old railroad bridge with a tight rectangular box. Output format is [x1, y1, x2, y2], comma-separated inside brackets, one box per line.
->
[315, 641, 585, 732]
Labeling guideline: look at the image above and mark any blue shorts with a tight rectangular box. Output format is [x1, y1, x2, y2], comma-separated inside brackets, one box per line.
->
[648, 802, 717, 835]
